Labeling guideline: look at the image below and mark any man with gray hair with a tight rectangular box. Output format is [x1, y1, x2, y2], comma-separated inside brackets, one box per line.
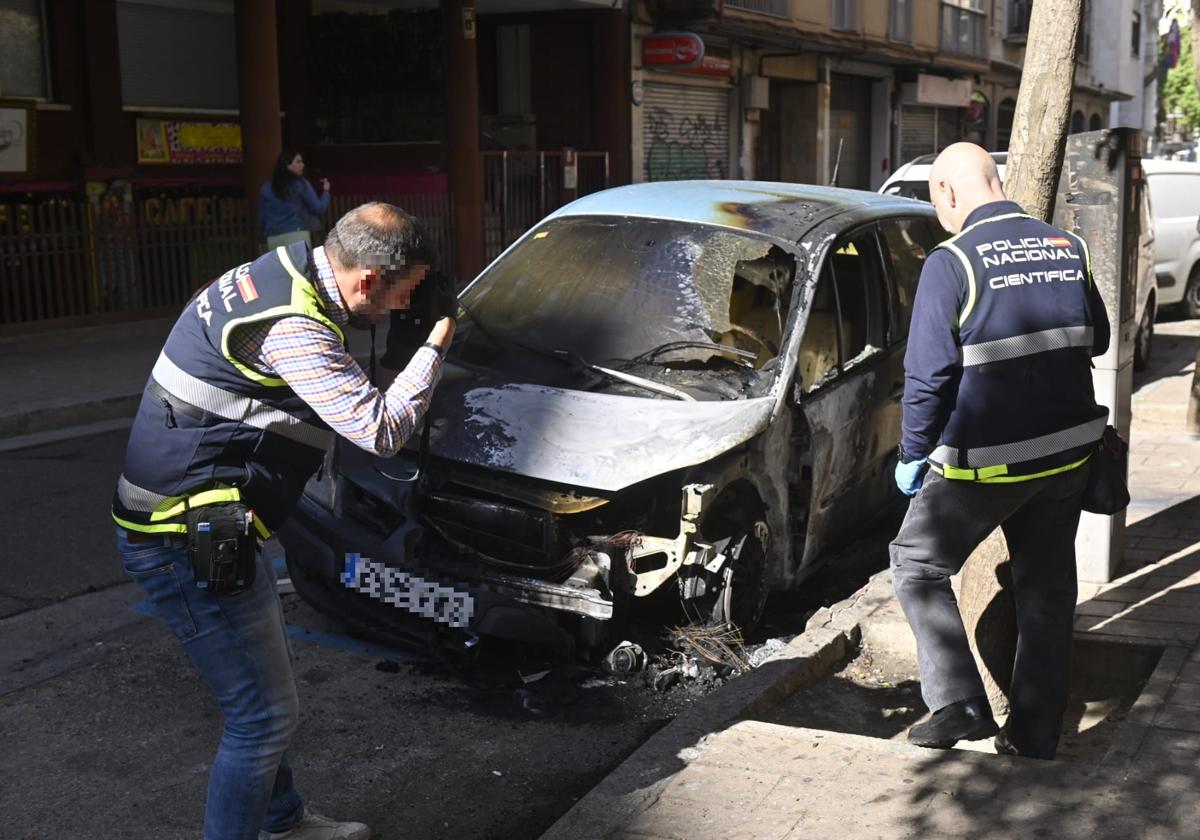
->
[111, 202, 456, 840]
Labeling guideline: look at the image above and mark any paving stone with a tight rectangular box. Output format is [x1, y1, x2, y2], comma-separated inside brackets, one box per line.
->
[1167, 682, 1200, 708]
[1139, 537, 1200, 554]
[1136, 726, 1200, 757]
[1152, 705, 1200, 733]
[662, 762, 783, 808]
[1074, 616, 1200, 644]
[1075, 600, 1126, 618]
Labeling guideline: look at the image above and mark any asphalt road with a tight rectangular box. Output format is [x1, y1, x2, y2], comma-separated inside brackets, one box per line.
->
[0, 429, 896, 840]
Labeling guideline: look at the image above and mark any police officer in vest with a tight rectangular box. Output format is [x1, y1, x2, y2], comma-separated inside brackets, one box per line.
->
[112, 203, 456, 840]
[891, 143, 1110, 760]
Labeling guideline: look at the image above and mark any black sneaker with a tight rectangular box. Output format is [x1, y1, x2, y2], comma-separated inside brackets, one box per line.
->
[993, 726, 1019, 756]
[907, 697, 1000, 749]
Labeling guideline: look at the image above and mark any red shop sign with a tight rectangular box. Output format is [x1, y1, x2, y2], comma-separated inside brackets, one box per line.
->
[678, 52, 732, 78]
[642, 32, 705, 68]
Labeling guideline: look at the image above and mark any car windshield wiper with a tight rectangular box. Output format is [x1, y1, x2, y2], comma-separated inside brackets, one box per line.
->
[621, 340, 758, 369]
[456, 302, 695, 402]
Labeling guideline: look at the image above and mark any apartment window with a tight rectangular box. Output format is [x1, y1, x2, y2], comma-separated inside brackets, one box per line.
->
[1071, 110, 1085, 134]
[891, 0, 912, 42]
[1007, 0, 1031, 37]
[1132, 11, 1141, 57]
[725, 0, 791, 16]
[1078, 0, 1091, 64]
[833, 0, 858, 31]
[941, 0, 987, 58]
[0, 0, 49, 99]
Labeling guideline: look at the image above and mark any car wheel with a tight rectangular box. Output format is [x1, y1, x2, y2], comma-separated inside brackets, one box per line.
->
[1134, 300, 1154, 372]
[706, 521, 770, 635]
[1185, 267, 1200, 320]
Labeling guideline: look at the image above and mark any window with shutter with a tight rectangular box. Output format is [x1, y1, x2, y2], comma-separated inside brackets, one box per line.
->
[0, 0, 49, 99]
[117, 0, 239, 110]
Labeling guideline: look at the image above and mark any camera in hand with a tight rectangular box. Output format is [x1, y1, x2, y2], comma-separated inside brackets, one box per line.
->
[383, 271, 457, 367]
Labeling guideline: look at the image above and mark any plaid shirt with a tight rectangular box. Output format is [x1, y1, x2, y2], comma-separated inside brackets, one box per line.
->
[227, 246, 443, 456]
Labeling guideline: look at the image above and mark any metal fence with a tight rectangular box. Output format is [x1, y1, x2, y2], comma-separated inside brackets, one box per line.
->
[483, 151, 610, 262]
[0, 191, 455, 327]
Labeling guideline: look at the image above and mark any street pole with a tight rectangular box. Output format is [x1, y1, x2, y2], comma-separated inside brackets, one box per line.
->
[958, 0, 1085, 714]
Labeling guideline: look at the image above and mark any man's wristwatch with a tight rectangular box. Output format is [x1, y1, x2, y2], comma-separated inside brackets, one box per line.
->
[422, 341, 445, 359]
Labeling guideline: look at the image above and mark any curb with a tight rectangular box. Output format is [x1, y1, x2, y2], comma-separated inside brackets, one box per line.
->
[0, 394, 142, 440]
[540, 573, 893, 840]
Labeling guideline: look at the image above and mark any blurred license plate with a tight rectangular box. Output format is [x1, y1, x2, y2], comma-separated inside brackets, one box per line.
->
[341, 552, 474, 628]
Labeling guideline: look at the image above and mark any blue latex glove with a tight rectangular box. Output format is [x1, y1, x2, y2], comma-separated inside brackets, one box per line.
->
[895, 458, 929, 496]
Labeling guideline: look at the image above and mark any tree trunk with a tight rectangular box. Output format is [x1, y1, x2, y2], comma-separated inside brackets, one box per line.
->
[1003, 0, 1084, 223]
[958, 0, 1084, 715]
[1190, 1, 1200, 434]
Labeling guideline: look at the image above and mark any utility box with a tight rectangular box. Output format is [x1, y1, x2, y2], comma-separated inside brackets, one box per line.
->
[1052, 128, 1143, 582]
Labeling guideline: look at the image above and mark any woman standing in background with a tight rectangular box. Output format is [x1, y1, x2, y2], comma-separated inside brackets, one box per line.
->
[258, 149, 331, 249]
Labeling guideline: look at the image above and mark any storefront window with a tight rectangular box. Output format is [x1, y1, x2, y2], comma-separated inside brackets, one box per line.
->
[0, 0, 49, 99]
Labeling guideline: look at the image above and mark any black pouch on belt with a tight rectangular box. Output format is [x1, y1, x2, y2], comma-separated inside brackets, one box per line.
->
[186, 503, 257, 594]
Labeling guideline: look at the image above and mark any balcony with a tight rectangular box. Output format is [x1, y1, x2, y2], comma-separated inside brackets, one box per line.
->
[725, 0, 791, 17]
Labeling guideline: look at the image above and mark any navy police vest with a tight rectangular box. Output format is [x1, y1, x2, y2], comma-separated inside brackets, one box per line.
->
[112, 242, 344, 533]
[930, 210, 1107, 481]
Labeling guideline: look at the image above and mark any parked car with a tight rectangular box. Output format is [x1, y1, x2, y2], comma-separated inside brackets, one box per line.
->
[880, 152, 1158, 370]
[280, 182, 943, 654]
[1141, 159, 1200, 319]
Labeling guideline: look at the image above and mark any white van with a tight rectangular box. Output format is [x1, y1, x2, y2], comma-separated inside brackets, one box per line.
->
[880, 153, 1157, 370]
[1141, 159, 1200, 317]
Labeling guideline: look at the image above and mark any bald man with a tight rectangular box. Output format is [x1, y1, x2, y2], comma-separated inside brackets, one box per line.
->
[889, 143, 1109, 760]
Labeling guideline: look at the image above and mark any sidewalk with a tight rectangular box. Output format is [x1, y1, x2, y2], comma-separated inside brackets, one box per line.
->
[543, 324, 1200, 840]
[0, 316, 382, 448]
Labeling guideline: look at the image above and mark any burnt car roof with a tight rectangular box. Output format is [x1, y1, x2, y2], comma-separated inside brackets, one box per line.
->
[547, 180, 931, 244]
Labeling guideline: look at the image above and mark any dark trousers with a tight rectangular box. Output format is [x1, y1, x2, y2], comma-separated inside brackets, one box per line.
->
[889, 464, 1089, 759]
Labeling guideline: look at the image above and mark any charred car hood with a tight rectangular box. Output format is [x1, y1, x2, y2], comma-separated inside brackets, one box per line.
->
[427, 376, 774, 493]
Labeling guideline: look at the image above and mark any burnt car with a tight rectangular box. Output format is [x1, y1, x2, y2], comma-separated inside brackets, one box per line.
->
[280, 182, 941, 652]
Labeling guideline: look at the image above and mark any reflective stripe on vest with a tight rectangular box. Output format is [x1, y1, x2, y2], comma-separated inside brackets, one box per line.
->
[961, 325, 1094, 367]
[931, 415, 1106, 470]
[115, 475, 271, 538]
[151, 352, 334, 451]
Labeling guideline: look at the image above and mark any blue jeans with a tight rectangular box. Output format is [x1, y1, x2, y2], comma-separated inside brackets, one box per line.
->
[115, 528, 306, 839]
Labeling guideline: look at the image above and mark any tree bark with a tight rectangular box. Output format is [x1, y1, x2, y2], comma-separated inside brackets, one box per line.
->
[1190, 1, 1200, 434]
[958, 0, 1084, 715]
[1003, 0, 1084, 223]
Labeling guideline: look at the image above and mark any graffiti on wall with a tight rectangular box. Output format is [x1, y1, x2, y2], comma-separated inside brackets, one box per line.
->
[645, 107, 727, 182]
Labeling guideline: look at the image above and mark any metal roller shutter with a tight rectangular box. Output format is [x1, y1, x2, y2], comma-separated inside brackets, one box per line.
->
[642, 82, 731, 181]
[900, 106, 936, 163]
[117, 0, 239, 109]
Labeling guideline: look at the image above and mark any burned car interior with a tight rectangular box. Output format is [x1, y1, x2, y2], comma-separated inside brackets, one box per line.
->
[450, 217, 796, 403]
[280, 184, 939, 658]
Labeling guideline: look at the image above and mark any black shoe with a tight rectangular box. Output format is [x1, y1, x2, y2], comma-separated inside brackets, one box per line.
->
[907, 697, 999, 749]
[993, 726, 1019, 756]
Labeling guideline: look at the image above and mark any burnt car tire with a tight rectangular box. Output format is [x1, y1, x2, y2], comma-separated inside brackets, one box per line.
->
[707, 522, 770, 636]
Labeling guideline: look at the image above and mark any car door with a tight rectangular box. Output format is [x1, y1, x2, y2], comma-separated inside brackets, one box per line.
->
[1147, 172, 1192, 304]
[792, 224, 894, 569]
